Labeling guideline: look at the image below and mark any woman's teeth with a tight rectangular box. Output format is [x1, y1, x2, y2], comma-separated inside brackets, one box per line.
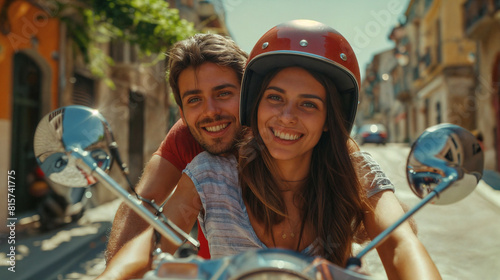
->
[274, 130, 301, 140]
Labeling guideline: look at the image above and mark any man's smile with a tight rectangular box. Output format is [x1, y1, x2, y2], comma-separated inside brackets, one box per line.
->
[204, 123, 229, 132]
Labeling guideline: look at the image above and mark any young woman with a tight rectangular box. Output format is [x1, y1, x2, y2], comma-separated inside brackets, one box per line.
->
[100, 20, 441, 280]
[163, 19, 440, 279]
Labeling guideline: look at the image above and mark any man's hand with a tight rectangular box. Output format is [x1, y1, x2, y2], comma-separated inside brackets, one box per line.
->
[98, 228, 156, 280]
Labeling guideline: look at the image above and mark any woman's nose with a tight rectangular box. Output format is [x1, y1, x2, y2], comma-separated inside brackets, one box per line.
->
[278, 103, 298, 124]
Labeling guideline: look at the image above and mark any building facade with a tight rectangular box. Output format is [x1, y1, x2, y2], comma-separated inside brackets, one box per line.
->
[360, 0, 481, 145]
[463, 0, 500, 171]
[359, 0, 499, 171]
[0, 0, 230, 233]
[1, 0, 62, 227]
[409, 0, 477, 136]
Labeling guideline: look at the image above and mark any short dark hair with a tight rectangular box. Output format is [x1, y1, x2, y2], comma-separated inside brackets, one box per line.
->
[167, 33, 248, 108]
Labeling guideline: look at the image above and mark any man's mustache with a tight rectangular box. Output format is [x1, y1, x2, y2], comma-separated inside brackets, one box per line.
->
[197, 115, 235, 126]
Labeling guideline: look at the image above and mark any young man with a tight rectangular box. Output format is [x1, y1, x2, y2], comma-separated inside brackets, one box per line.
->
[105, 33, 248, 261]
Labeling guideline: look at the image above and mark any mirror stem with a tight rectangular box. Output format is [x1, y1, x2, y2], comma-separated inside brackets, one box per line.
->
[346, 176, 455, 270]
[72, 150, 200, 248]
[109, 141, 133, 189]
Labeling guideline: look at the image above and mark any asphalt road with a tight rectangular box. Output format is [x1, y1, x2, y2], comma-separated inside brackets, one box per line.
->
[0, 200, 118, 280]
[359, 143, 500, 280]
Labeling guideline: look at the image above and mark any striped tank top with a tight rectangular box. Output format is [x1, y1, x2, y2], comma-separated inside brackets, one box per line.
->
[183, 151, 394, 259]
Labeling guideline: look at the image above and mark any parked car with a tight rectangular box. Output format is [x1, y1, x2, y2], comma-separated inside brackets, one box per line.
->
[358, 123, 388, 145]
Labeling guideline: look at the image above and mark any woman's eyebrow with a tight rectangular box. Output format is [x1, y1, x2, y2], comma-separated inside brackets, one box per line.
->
[265, 86, 285, 93]
[267, 87, 325, 102]
[299, 94, 326, 103]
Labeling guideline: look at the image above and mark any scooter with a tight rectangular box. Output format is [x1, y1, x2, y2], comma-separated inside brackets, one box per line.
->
[33, 105, 484, 279]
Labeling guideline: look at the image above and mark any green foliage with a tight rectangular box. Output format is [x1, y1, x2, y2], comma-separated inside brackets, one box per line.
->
[52, 0, 196, 78]
[90, 0, 196, 55]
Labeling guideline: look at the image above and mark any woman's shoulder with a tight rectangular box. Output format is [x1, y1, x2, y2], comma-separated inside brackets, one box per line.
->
[185, 152, 241, 207]
[350, 151, 395, 197]
[185, 152, 239, 187]
[188, 151, 237, 169]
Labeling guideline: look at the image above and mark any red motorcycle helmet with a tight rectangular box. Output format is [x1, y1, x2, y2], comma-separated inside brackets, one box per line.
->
[240, 19, 361, 133]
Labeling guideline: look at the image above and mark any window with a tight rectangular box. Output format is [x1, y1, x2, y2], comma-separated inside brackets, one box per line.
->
[72, 73, 95, 107]
[128, 91, 145, 185]
[436, 101, 442, 124]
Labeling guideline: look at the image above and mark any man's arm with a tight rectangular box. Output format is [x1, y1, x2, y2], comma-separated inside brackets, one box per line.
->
[105, 155, 181, 261]
[97, 173, 201, 280]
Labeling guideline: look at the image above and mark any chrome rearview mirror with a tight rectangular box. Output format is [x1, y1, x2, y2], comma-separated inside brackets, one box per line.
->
[348, 123, 484, 266]
[406, 123, 484, 204]
[33, 105, 199, 248]
[34, 105, 114, 188]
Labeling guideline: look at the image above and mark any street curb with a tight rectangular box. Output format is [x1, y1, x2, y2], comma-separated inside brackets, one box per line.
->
[475, 179, 500, 210]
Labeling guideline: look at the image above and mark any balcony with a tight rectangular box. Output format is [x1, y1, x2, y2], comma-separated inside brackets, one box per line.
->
[197, 1, 216, 18]
[495, 0, 500, 20]
[464, 0, 495, 39]
[421, 48, 432, 68]
[394, 82, 412, 102]
[413, 66, 420, 81]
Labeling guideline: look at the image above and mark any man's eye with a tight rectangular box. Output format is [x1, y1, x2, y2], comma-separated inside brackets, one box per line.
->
[219, 91, 232, 97]
[187, 97, 201, 103]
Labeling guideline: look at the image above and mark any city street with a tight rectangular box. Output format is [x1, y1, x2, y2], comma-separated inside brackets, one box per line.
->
[0, 199, 119, 280]
[1, 143, 499, 280]
[359, 144, 500, 280]
[2, 1, 500, 279]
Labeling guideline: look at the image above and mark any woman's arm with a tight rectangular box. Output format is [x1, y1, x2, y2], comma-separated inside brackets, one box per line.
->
[363, 191, 441, 280]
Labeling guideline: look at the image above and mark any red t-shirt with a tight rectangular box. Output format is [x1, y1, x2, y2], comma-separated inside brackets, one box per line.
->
[154, 119, 204, 171]
[154, 119, 210, 259]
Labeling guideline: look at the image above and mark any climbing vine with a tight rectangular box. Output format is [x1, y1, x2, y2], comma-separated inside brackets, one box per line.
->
[50, 0, 196, 78]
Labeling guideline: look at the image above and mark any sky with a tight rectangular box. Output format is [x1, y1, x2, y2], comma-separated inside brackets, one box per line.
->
[222, 0, 411, 79]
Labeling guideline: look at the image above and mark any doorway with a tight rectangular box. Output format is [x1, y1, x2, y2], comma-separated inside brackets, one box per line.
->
[11, 52, 43, 212]
[493, 54, 500, 172]
[128, 91, 145, 185]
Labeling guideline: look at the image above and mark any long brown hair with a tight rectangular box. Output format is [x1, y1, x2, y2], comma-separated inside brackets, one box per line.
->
[238, 67, 366, 265]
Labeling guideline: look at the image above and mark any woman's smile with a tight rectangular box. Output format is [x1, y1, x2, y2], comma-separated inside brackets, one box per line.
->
[271, 127, 303, 142]
[258, 67, 327, 162]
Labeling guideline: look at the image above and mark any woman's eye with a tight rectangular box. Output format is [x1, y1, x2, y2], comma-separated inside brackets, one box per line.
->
[302, 102, 318, 108]
[267, 94, 282, 102]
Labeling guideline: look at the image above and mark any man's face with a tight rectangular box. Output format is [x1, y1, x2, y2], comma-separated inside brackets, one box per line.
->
[178, 62, 241, 155]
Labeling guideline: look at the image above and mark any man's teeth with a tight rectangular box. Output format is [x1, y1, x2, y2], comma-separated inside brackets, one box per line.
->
[205, 123, 228, 132]
[274, 130, 300, 140]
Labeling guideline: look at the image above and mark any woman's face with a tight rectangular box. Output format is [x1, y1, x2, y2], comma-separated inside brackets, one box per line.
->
[257, 67, 328, 163]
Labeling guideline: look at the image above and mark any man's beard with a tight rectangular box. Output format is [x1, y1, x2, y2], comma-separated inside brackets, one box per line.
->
[197, 135, 235, 155]
[187, 115, 238, 155]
